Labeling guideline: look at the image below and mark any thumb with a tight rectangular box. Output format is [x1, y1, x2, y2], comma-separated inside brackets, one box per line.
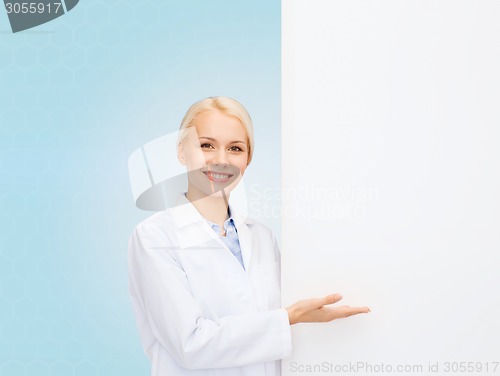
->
[318, 293, 342, 307]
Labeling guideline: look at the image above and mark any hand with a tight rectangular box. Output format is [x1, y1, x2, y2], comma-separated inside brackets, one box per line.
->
[285, 293, 370, 325]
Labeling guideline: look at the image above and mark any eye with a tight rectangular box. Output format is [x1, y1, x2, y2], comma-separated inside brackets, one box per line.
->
[200, 143, 215, 149]
[229, 146, 244, 152]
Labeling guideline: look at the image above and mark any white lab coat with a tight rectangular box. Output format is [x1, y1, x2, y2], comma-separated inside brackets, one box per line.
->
[128, 194, 292, 375]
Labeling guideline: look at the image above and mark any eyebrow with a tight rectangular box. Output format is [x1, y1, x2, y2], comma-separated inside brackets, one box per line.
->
[199, 136, 247, 144]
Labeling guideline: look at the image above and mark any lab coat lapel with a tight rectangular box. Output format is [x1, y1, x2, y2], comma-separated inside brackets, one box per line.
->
[169, 194, 253, 271]
[169, 195, 216, 249]
[232, 213, 253, 272]
[175, 221, 216, 249]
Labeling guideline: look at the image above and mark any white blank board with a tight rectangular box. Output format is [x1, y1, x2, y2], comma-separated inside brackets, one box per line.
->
[282, 1, 500, 374]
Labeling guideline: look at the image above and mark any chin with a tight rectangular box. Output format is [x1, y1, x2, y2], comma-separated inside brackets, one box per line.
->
[188, 173, 242, 200]
[206, 186, 235, 198]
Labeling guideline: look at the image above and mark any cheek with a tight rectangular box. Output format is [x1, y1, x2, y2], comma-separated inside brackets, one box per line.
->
[185, 149, 206, 167]
[235, 156, 249, 174]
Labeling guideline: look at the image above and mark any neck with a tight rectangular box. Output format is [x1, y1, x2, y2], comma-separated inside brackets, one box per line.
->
[186, 188, 230, 228]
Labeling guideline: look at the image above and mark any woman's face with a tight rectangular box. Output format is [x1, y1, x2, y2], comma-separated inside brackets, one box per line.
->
[178, 109, 249, 199]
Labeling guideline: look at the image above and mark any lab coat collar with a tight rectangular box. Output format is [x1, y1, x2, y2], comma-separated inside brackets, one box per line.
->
[168, 193, 253, 271]
[169, 193, 207, 229]
[169, 193, 249, 229]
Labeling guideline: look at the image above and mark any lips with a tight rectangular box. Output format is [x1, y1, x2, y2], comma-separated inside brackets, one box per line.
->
[202, 171, 234, 182]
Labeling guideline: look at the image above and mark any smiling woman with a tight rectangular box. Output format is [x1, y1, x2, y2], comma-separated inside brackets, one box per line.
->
[127, 96, 370, 376]
[177, 104, 250, 210]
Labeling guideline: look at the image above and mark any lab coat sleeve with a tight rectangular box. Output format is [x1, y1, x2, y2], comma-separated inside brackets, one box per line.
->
[128, 225, 293, 370]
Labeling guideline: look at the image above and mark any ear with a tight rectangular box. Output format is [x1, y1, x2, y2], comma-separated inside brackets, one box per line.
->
[177, 142, 187, 166]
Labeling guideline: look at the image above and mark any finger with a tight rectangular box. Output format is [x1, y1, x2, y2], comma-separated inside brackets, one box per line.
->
[322, 305, 371, 320]
[341, 306, 371, 316]
[303, 294, 341, 310]
[321, 293, 343, 306]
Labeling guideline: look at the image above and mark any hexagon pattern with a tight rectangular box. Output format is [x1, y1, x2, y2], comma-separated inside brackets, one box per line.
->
[0, 0, 281, 375]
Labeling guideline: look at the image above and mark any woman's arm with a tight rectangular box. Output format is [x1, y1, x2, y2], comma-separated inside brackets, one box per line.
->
[128, 226, 292, 370]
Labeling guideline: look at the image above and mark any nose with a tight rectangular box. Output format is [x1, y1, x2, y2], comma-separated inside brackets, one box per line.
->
[207, 149, 230, 166]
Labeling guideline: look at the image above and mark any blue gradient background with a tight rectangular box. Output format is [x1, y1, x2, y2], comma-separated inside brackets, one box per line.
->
[0, 1, 280, 374]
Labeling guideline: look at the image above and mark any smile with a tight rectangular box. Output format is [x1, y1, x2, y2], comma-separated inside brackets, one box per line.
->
[203, 171, 234, 182]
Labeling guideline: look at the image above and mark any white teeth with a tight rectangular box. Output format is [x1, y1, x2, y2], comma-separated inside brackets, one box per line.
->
[210, 173, 230, 179]
[203, 171, 233, 180]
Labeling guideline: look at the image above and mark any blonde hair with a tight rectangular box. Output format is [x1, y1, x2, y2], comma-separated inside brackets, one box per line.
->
[178, 96, 255, 164]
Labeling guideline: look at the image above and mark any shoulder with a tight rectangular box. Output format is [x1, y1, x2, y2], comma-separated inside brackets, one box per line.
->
[133, 210, 174, 232]
[241, 216, 278, 246]
[245, 217, 274, 236]
[241, 217, 281, 262]
[129, 210, 179, 251]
